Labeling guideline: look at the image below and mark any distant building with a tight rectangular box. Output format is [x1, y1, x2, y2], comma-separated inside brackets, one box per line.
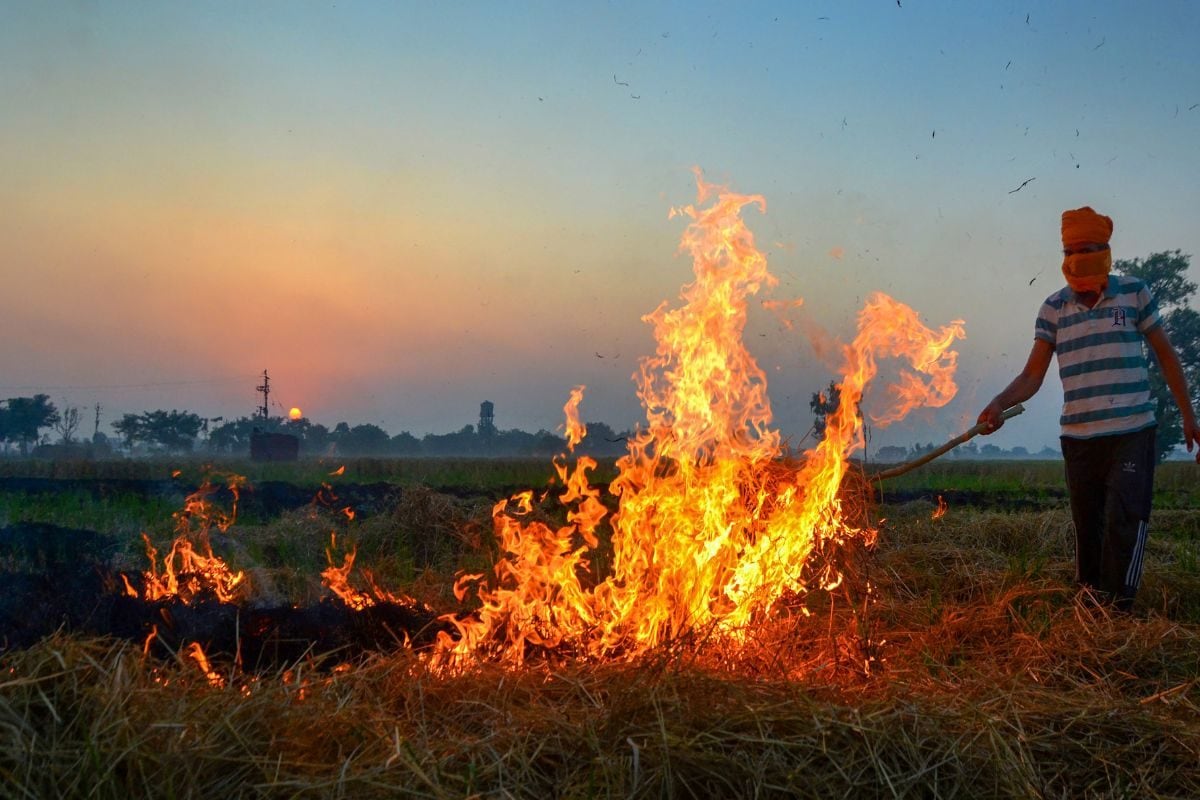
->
[479, 401, 496, 437]
[250, 429, 299, 462]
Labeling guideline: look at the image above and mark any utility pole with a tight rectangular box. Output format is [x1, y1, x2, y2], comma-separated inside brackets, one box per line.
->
[256, 370, 271, 421]
[93, 404, 101, 440]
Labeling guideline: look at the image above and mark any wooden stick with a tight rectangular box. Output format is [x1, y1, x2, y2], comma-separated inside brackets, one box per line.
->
[871, 404, 1025, 481]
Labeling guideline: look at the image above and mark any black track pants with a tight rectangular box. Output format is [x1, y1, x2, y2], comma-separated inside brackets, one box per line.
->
[1061, 427, 1156, 608]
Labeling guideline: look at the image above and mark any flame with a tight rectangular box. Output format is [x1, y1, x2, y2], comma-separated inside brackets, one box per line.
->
[562, 385, 587, 451]
[421, 172, 965, 666]
[186, 642, 224, 687]
[142, 625, 158, 658]
[316, 484, 416, 609]
[322, 533, 373, 610]
[932, 495, 948, 520]
[330, 465, 346, 476]
[322, 533, 417, 609]
[312, 482, 339, 509]
[127, 474, 247, 604]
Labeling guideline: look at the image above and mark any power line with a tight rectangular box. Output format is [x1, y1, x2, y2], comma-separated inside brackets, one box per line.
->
[0, 374, 259, 392]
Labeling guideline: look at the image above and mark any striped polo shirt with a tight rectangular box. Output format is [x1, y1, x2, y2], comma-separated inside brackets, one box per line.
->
[1035, 274, 1161, 439]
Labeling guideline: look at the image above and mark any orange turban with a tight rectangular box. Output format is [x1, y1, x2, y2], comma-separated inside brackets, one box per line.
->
[1061, 206, 1113, 247]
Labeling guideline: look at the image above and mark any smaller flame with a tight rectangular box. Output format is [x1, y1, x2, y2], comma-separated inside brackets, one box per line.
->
[129, 474, 247, 604]
[563, 386, 587, 451]
[142, 625, 158, 658]
[932, 495, 948, 520]
[322, 533, 418, 609]
[323, 536, 373, 610]
[186, 642, 224, 687]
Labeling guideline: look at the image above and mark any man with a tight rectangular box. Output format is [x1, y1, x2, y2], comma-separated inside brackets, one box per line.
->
[977, 206, 1199, 610]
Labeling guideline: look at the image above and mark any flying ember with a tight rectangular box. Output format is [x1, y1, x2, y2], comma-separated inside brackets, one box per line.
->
[435, 172, 965, 667]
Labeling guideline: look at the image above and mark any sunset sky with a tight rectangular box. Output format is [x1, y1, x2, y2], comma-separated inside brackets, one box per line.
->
[3, 1, 1198, 454]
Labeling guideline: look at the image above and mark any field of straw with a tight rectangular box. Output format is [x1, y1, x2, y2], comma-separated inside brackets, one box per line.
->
[1, 459, 1198, 798]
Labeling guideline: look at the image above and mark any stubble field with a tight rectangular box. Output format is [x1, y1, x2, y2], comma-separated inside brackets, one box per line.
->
[1, 457, 1198, 799]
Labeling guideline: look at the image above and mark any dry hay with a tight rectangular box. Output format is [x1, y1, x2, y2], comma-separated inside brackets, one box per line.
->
[2, 477, 1198, 797]
[3, 571, 1198, 799]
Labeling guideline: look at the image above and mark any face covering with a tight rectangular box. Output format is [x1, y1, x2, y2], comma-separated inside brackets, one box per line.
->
[1062, 249, 1111, 293]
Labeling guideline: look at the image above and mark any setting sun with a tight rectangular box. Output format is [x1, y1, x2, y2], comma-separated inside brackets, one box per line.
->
[288, 407, 303, 421]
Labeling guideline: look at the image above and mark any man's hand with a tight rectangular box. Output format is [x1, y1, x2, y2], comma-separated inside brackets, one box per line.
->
[1183, 413, 1200, 464]
[976, 399, 1006, 434]
[1144, 328, 1200, 463]
[977, 341, 1052, 436]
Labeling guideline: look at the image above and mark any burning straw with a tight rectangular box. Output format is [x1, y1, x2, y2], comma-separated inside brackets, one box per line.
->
[2, 472, 1199, 796]
[3, 567, 1198, 798]
[437, 172, 966, 667]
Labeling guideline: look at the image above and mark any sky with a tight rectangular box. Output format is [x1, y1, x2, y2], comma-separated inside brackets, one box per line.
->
[2, 0, 1199, 455]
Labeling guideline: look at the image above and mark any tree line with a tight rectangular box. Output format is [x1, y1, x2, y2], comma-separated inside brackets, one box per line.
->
[0, 398, 632, 459]
[201, 416, 633, 458]
[874, 441, 1061, 463]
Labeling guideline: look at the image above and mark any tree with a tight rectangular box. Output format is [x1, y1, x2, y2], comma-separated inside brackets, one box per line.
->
[143, 410, 204, 451]
[875, 445, 908, 462]
[112, 410, 204, 452]
[52, 404, 82, 443]
[390, 431, 422, 456]
[956, 441, 979, 459]
[208, 418, 250, 453]
[1117, 251, 1200, 461]
[284, 418, 333, 455]
[2, 395, 60, 454]
[575, 421, 632, 457]
[112, 414, 144, 450]
[209, 415, 340, 456]
[339, 423, 391, 455]
[422, 425, 479, 456]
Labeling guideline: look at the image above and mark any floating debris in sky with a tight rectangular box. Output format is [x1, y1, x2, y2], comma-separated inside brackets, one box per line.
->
[1008, 177, 1036, 194]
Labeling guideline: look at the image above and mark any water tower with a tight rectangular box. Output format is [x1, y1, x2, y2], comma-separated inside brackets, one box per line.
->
[479, 401, 496, 437]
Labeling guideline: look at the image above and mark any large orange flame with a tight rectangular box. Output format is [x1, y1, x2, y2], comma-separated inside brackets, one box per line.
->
[433, 173, 964, 666]
[124, 474, 247, 604]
